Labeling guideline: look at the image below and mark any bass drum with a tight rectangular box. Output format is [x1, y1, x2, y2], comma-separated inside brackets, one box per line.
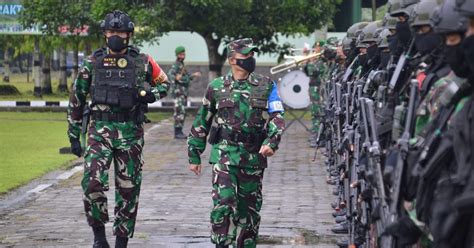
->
[278, 69, 310, 109]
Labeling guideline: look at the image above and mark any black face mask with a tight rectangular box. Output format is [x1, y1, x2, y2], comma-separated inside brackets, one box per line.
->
[396, 21, 412, 47]
[380, 51, 391, 69]
[236, 56, 256, 73]
[107, 35, 129, 52]
[445, 43, 470, 78]
[462, 35, 474, 80]
[388, 34, 403, 57]
[359, 54, 368, 67]
[367, 45, 380, 66]
[414, 32, 442, 56]
[177, 58, 184, 62]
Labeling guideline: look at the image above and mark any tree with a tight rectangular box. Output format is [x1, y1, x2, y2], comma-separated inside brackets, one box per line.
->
[151, 0, 342, 79]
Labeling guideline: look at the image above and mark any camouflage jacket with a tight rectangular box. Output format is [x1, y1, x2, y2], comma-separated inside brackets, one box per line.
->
[304, 59, 328, 86]
[67, 47, 169, 140]
[415, 72, 469, 136]
[187, 72, 285, 168]
[168, 60, 192, 96]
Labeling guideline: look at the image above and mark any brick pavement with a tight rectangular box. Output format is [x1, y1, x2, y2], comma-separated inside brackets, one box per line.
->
[0, 118, 340, 248]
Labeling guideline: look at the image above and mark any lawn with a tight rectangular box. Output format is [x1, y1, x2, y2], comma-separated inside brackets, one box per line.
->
[0, 73, 71, 101]
[0, 111, 171, 193]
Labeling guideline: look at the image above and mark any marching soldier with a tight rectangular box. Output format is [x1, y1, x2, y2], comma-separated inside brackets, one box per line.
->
[187, 38, 285, 248]
[67, 10, 169, 248]
[168, 46, 201, 139]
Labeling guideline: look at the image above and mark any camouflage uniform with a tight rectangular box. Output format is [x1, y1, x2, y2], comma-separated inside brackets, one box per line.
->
[168, 47, 194, 131]
[304, 59, 327, 134]
[187, 39, 285, 247]
[67, 47, 169, 238]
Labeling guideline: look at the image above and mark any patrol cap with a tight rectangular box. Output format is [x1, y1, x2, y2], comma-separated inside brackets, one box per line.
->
[326, 37, 339, 46]
[101, 10, 134, 32]
[226, 38, 259, 57]
[455, 0, 474, 17]
[175, 46, 185, 55]
[431, 0, 468, 34]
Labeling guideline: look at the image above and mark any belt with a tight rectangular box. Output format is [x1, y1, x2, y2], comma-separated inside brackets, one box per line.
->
[92, 111, 136, 122]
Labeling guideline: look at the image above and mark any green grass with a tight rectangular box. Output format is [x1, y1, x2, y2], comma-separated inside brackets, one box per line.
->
[0, 73, 71, 101]
[0, 111, 172, 193]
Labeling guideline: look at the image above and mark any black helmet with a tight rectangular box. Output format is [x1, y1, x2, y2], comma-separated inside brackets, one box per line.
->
[431, 0, 468, 34]
[411, 0, 441, 28]
[455, 0, 474, 17]
[100, 10, 135, 33]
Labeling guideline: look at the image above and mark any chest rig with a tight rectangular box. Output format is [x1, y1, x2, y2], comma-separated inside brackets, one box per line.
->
[215, 74, 270, 129]
[91, 48, 146, 109]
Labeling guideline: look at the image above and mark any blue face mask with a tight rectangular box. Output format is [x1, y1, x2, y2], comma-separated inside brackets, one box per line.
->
[236, 56, 256, 73]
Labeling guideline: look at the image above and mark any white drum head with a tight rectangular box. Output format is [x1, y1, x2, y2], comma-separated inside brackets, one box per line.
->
[278, 70, 310, 109]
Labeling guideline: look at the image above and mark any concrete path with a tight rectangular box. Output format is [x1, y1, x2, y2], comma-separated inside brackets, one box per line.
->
[0, 118, 340, 248]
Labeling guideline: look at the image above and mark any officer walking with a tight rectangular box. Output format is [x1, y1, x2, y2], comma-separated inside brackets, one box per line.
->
[187, 38, 285, 248]
[67, 10, 169, 248]
[168, 46, 201, 139]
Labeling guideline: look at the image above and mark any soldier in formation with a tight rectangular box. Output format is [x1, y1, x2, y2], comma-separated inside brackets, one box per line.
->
[310, 0, 474, 247]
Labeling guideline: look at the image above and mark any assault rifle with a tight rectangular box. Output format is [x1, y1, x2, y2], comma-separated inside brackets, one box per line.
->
[386, 79, 419, 247]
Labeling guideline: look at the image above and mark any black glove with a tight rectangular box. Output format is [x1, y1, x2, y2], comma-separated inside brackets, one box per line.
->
[70, 138, 82, 157]
[138, 90, 156, 103]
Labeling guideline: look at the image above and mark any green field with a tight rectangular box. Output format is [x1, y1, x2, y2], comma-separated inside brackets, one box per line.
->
[0, 73, 71, 101]
[0, 111, 171, 193]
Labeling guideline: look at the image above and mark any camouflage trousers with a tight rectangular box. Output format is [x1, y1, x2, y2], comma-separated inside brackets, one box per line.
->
[309, 86, 321, 133]
[82, 121, 144, 238]
[211, 162, 264, 248]
[174, 93, 187, 129]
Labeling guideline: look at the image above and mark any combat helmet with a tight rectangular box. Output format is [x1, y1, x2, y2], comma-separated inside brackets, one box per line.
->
[100, 10, 135, 32]
[360, 20, 384, 43]
[411, 0, 442, 28]
[431, 0, 468, 34]
[347, 22, 369, 41]
[455, 0, 474, 17]
[342, 36, 353, 56]
[377, 28, 392, 48]
[383, 13, 398, 30]
[389, 0, 420, 17]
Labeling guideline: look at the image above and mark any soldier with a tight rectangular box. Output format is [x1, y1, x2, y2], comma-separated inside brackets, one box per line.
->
[67, 10, 169, 248]
[187, 38, 285, 248]
[304, 39, 326, 147]
[168, 46, 201, 139]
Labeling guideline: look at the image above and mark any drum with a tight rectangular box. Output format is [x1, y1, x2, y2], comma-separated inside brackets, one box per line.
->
[278, 69, 310, 109]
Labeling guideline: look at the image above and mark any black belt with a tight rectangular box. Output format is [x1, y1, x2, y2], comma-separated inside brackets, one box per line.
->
[92, 111, 136, 122]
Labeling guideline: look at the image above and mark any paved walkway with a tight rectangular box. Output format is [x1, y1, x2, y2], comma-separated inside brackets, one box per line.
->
[0, 118, 340, 247]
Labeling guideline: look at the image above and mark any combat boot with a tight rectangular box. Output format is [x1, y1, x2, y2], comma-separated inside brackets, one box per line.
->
[331, 221, 349, 234]
[115, 236, 128, 248]
[174, 127, 187, 139]
[92, 226, 110, 248]
[216, 245, 229, 248]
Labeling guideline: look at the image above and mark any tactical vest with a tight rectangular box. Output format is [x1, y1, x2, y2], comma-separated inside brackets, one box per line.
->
[91, 48, 147, 110]
[215, 75, 270, 129]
